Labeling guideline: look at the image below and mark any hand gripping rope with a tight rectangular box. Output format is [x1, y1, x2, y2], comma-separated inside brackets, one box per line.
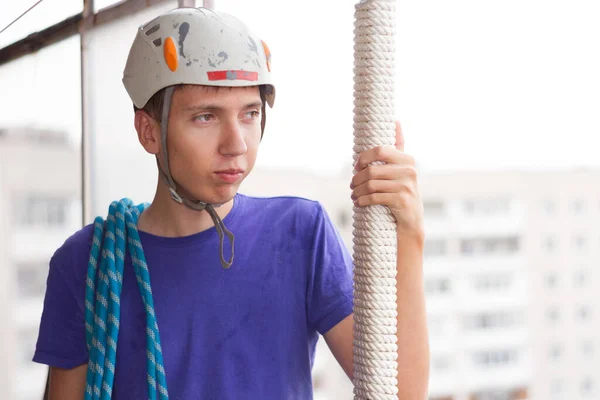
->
[84, 199, 169, 400]
[352, 0, 399, 399]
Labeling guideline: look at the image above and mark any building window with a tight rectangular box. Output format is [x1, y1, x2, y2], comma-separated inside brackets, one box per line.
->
[472, 349, 518, 367]
[577, 305, 591, 321]
[18, 327, 39, 367]
[432, 355, 452, 373]
[48, 198, 67, 225]
[428, 315, 447, 335]
[574, 270, 588, 287]
[463, 197, 511, 216]
[550, 379, 563, 396]
[473, 274, 512, 292]
[461, 236, 519, 256]
[582, 340, 594, 358]
[581, 377, 594, 396]
[16, 263, 48, 299]
[337, 210, 351, 229]
[545, 273, 558, 289]
[15, 195, 69, 227]
[423, 200, 446, 218]
[546, 307, 560, 323]
[425, 278, 451, 296]
[472, 391, 518, 400]
[572, 199, 585, 214]
[465, 312, 522, 330]
[574, 235, 586, 251]
[543, 236, 557, 252]
[424, 239, 447, 257]
[549, 344, 563, 361]
[544, 199, 556, 216]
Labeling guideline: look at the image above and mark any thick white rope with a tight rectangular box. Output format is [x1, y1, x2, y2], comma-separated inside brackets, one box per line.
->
[352, 1, 398, 399]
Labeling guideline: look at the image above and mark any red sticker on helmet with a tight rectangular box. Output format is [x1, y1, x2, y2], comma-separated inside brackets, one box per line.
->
[207, 70, 258, 81]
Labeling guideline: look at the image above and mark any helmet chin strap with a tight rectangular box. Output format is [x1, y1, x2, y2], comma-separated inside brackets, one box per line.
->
[157, 86, 235, 269]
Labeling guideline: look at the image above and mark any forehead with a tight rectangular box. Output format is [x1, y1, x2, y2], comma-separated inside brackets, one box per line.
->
[173, 85, 261, 106]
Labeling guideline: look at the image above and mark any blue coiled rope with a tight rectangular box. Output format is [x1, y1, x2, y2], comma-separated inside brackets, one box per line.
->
[84, 198, 169, 399]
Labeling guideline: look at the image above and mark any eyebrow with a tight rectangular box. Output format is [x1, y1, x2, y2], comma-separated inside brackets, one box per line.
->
[183, 101, 263, 113]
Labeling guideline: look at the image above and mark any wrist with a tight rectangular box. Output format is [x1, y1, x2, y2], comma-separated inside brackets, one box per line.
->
[396, 226, 425, 247]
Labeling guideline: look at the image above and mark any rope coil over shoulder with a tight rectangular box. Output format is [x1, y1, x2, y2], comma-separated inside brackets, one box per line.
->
[85, 199, 169, 400]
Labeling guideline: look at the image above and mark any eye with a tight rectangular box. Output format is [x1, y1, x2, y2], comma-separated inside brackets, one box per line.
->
[245, 110, 261, 119]
[194, 113, 215, 123]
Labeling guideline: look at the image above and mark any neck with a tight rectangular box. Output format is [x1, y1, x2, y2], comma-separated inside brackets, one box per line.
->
[137, 180, 234, 238]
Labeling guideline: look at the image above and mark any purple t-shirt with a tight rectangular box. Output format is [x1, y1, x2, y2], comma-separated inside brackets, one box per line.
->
[33, 194, 354, 399]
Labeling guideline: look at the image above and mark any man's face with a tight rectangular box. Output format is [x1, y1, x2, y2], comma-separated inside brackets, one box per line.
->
[163, 85, 262, 204]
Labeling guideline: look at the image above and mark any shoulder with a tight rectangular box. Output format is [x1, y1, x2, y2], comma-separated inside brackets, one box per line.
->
[237, 193, 326, 223]
[50, 223, 96, 277]
[236, 193, 341, 246]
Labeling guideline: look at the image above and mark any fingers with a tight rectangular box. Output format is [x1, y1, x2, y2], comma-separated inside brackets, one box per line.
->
[351, 164, 418, 208]
[355, 145, 413, 172]
[351, 179, 402, 202]
[351, 164, 415, 189]
[353, 192, 401, 208]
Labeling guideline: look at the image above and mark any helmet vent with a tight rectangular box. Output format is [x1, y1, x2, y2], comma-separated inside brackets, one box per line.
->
[145, 24, 160, 36]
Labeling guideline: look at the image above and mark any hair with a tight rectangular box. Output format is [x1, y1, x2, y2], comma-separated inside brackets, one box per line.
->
[133, 85, 268, 124]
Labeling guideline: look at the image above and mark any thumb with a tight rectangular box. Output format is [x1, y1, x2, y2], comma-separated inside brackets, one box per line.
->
[395, 121, 404, 152]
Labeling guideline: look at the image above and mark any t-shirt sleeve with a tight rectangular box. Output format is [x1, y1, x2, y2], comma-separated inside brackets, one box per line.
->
[306, 202, 354, 335]
[33, 247, 89, 369]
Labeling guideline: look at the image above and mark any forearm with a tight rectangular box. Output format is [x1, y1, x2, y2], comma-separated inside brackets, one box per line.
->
[48, 364, 87, 400]
[395, 231, 429, 399]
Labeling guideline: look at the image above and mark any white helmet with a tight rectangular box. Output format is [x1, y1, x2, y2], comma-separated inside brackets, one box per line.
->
[123, 7, 275, 109]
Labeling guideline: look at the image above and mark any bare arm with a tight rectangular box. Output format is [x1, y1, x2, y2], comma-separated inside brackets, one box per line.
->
[324, 234, 429, 399]
[393, 231, 429, 399]
[323, 314, 354, 379]
[48, 364, 87, 400]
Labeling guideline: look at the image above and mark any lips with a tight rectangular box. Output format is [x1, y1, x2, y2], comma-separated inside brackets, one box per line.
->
[214, 169, 244, 183]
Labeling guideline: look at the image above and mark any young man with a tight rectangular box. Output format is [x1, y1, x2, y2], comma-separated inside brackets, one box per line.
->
[34, 6, 429, 400]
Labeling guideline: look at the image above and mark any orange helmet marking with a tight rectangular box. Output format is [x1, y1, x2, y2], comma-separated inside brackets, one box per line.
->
[164, 37, 178, 72]
[261, 40, 271, 72]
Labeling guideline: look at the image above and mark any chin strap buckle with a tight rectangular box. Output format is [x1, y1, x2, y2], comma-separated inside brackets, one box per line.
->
[169, 187, 184, 204]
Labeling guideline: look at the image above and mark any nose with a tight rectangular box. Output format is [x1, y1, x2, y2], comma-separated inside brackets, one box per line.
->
[219, 119, 248, 157]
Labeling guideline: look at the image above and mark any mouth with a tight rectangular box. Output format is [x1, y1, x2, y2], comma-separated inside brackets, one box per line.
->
[214, 169, 245, 183]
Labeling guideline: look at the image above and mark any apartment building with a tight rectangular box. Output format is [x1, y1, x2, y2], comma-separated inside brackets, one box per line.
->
[420, 172, 531, 400]
[0, 127, 81, 400]
[521, 170, 599, 400]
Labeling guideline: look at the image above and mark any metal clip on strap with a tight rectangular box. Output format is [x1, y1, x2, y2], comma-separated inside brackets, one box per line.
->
[206, 204, 235, 269]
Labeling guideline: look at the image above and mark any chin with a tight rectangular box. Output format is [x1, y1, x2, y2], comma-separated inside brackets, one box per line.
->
[204, 185, 239, 205]
[180, 177, 243, 205]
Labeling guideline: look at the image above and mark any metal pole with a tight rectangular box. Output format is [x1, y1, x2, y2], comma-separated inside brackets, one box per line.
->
[178, 0, 196, 7]
[80, 0, 94, 225]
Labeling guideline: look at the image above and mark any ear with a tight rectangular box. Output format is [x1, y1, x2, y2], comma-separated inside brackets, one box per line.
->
[134, 110, 161, 155]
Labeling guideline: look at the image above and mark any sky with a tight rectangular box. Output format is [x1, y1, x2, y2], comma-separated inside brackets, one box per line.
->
[1, 0, 599, 176]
